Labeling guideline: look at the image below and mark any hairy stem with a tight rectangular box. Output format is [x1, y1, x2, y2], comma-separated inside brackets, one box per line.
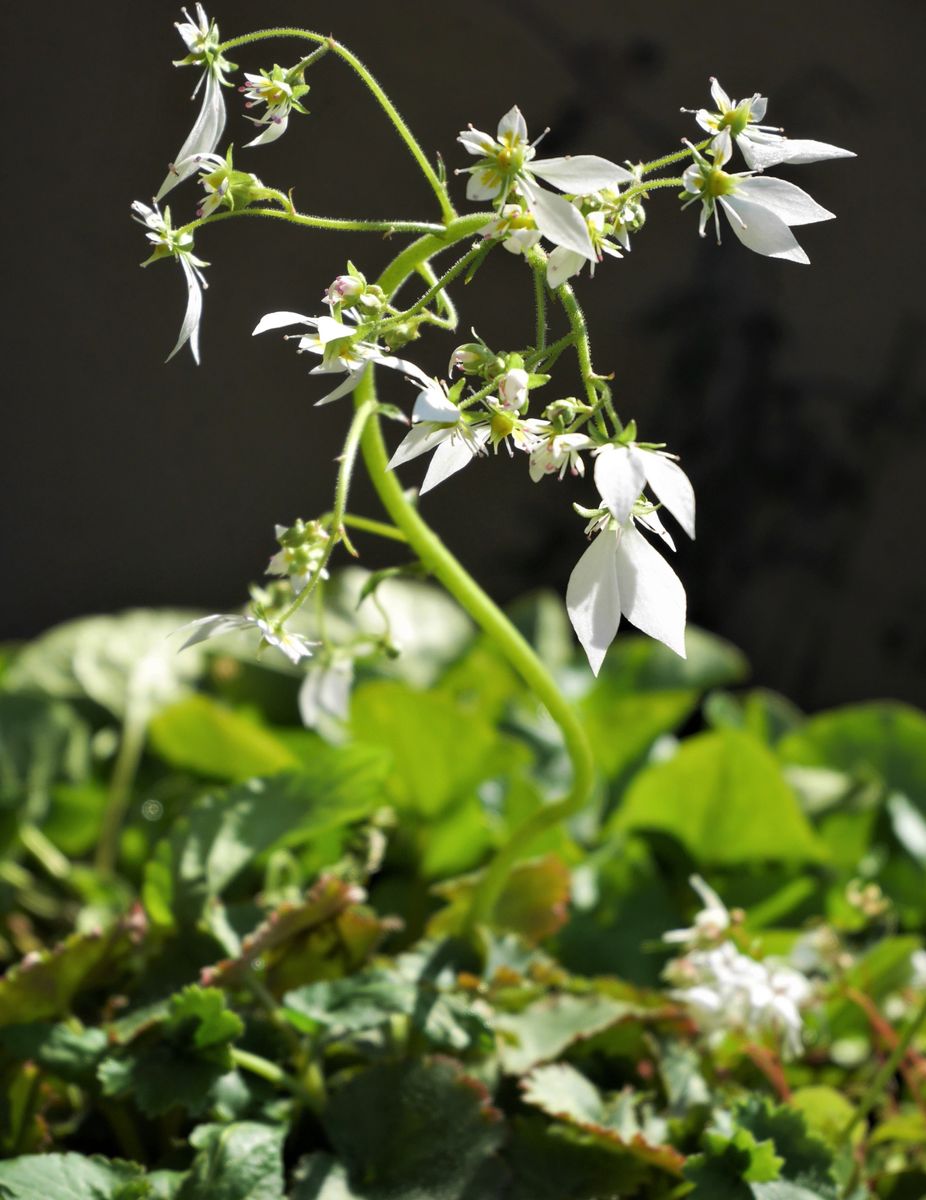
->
[180, 205, 446, 240]
[219, 28, 455, 222]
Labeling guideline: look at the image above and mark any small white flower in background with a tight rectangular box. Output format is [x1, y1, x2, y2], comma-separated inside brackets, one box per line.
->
[252, 310, 433, 404]
[299, 659, 354, 733]
[267, 519, 331, 594]
[689, 77, 856, 171]
[387, 379, 490, 494]
[131, 200, 208, 363]
[458, 106, 633, 260]
[910, 949, 926, 990]
[682, 144, 836, 264]
[663, 875, 732, 946]
[177, 613, 316, 665]
[156, 5, 236, 200]
[594, 442, 696, 539]
[528, 432, 592, 482]
[546, 209, 625, 290]
[566, 513, 688, 673]
[667, 941, 811, 1059]
[240, 64, 311, 147]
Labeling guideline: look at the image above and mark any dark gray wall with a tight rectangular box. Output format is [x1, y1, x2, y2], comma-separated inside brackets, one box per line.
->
[3, 0, 925, 708]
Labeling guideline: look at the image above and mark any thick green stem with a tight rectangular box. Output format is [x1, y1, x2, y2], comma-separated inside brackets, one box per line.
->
[219, 28, 455, 222]
[350, 223, 596, 937]
[528, 248, 549, 351]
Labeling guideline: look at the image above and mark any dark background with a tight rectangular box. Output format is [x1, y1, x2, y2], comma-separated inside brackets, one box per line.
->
[4, 0, 925, 709]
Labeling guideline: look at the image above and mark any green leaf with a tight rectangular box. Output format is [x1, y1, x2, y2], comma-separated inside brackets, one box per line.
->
[737, 1097, 838, 1199]
[98, 986, 243, 1117]
[290, 1155, 359, 1199]
[684, 1128, 782, 1198]
[522, 1062, 606, 1124]
[322, 1060, 504, 1200]
[148, 695, 300, 780]
[176, 1121, 285, 1200]
[0, 1022, 107, 1083]
[350, 680, 499, 815]
[0, 1153, 148, 1199]
[161, 748, 389, 921]
[494, 992, 633, 1075]
[4, 610, 206, 719]
[431, 854, 571, 943]
[0, 694, 90, 828]
[0, 912, 145, 1028]
[778, 703, 926, 816]
[505, 1117, 649, 1200]
[788, 1087, 859, 1148]
[611, 729, 826, 864]
[581, 628, 747, 780]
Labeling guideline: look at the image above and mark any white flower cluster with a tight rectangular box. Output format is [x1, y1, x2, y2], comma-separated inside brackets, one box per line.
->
[663, 877, 812, 1059]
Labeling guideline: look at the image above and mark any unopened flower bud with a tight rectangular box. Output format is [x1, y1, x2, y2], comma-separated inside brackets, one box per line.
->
[497, 367, 530, 412]
[326, 274, 365, 305]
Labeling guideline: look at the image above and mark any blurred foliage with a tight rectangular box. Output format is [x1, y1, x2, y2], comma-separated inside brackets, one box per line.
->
[0, 579, 923, 1196]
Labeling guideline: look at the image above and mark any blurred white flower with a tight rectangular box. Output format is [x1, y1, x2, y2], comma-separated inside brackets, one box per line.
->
[689, 76, 856, 171]
[178, 613, 315, 664]
[663, 875, 731, 946]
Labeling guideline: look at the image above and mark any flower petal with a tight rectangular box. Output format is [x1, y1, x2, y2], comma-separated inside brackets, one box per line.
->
[709, 77, 732, 111]
[166, 255, 204, 363]
[245, 113, 289, 148]
[523, 181, 595, 260]
[530, 155, 634, 192]
[497, 105, 528, 143]
[566, 528, 622, 676]
[412, 384, 460, 425]
[545, 245, 585, 289]
[420, 434, 477, 494]
[156, 70, 226, 200]
[739, 131, 855, 171]
[314, 367, 366, 406]
[642, 452, 696, 540]
[720, 196, 810, 264]
[252, 310, 313, 335]
[372, 353, 434, 389]
[736, 176, 835, 225]
[614, 526, 687, 657]
[387, 423, 452, 470]
[594, 445, 647, 525]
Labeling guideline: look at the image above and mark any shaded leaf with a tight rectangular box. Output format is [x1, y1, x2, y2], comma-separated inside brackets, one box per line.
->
[176, 1121, 285, 1200]
[494, 991, 633, 1074]
[0, 1153, 148, 1199]
[148, 695, 299, 780]
[0, 1022, 107, 1083]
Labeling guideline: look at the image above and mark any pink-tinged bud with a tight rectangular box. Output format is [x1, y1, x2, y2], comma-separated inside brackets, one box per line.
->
[449, 344, 485, 375]
[325, 275, 364, 305]
[497, 367, 530, 412]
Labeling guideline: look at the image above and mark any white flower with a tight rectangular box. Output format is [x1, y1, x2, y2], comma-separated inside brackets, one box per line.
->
[567, 515, 687, 674]
[682, 146, 835, 264]
[663, 876, 731, 946]
[240, 64, 311, 147]
[458, 106, 633, 260]
[594, 443, 696, 539]
[132, 200, 208, 363]
[387, 380, 489, 494]
[545, 210, 624, 289]
[528, 432, 592, 482]
[690, 77, 856, 171]
[299, 660, 354, 731]
[669, 941, 811, 1059]
[177, 613, 316, 665]
[156, 6, 235, 201]
[252, 310, 433, 404]
[478, 205, 542, 256]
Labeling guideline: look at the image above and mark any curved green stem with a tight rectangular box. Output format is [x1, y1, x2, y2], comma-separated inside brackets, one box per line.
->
[95, 702, 148, 875]
[417, 263, 458, 329]
[230, 1047, 321, 1110]
[352, 225, 596, 937]
[639, 138, 710, 174]
[381, 243, 483, 328]
[342, 514, 408, 543]
[179, 205, 445, 240]
[219, 28, 455, 223]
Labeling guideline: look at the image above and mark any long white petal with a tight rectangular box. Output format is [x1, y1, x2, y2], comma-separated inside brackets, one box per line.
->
[387, 424, 452, 470]
[523, 182, 595, 261]
[720, 196, 810, 264]
[458, 127, 495, 157]
[545, 246, 585, 290]
[497, 105, 528, 143]
[642, 452, 696, 540]
[156, 70, 226, 200]
[372, 353, 434, 389]
[252, 311, 313, 335]
[634, 509, 676, 552]
[739, 131, 855, 171]
[614, 527, 687, 658]
[530, 155, 634, 192]
[736, 176, 835, 226]
[245, 113, 290, 148]
[594, 445, 646, 525]
[566, 529, 622, 676]
[420, 435, 477, 494]
[167, 255, 204, 363]
[709, 77, 732, 111]
[314, 368, 366, 406]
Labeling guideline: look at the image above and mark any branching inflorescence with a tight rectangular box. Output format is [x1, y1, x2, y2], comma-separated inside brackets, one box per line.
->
[134, 6, 854, 926]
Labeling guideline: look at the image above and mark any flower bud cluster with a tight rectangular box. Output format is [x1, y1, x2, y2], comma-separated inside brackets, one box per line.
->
[267, 519, 331, 594]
